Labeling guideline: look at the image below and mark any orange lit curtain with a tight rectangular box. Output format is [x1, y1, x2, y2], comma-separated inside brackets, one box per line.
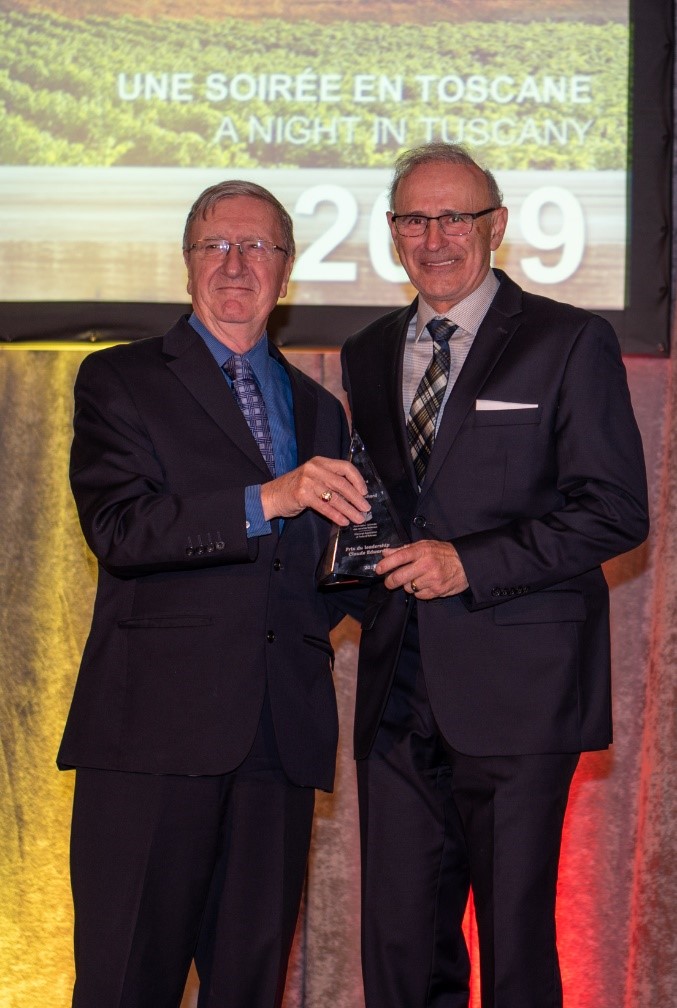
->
[0, 346, 674, 1008]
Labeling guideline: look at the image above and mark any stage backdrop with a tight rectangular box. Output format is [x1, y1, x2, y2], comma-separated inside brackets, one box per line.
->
[0, 0, 635, 310]
[0, 0, 672, 353]
[0, 343, 675, 1008]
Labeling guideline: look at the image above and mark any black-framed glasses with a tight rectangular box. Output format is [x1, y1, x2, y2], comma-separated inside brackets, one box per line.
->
[185, 238, 290, 261]
[391, 208, 498, 237]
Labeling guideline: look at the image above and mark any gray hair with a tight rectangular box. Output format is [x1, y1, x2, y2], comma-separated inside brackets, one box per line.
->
[389, 142, 503, 211]
[182, 179, 295, 257]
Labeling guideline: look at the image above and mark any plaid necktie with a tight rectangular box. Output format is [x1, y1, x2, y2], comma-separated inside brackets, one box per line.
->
[224, 355, 276, 476]
[406, 318, 458, 484]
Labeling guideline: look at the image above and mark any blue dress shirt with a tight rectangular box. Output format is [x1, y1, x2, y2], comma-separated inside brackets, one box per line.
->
[189, 312, 297, 536]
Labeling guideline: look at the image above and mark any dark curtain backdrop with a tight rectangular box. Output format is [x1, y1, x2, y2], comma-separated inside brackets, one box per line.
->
[0, 343, 674, 1008]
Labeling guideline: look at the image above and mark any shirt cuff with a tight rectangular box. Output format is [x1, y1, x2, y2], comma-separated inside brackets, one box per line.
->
[245, 485, 271, 538]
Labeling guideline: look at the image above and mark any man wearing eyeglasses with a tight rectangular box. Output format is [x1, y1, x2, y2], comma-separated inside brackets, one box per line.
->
[340, 143, 648, 1007]
[58, 180, 369, 1008]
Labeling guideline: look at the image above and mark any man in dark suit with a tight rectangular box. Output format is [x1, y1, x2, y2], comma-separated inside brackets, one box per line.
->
[58, 180, 368, 1008]
[340, 144, 648, 1008]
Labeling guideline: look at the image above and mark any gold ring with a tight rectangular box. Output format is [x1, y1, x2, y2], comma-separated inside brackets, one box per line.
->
[411, 580, 419, 593]
[321, 490, 333, 502]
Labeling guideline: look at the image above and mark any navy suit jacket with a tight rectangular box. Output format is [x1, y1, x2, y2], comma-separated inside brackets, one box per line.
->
[341, 270, 649, 759]
[58, 316, 348, 791]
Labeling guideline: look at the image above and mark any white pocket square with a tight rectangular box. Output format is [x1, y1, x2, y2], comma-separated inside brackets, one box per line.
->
[476, 399, 539, 411]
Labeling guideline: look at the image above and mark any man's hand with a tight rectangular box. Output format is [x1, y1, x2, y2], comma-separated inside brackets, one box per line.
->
[260, 456, 370, 525]
[375, 541, 469, 599]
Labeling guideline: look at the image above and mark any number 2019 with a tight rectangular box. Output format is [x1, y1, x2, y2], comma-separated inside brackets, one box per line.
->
[292, 184, 585, 286]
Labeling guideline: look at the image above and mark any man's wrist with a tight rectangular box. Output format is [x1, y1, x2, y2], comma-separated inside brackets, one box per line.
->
[244, 484, 271, 537]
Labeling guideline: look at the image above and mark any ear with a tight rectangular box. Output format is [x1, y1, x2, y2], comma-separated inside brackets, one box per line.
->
[278, 256, 294, 300]
[490, 206, 509, 252]
[183, 251, 192, 296]
[386, 211, 403, 259]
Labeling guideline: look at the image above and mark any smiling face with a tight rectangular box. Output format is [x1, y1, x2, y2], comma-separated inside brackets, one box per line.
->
[388, 160, 508, 314]
[184, 195, 294, 352]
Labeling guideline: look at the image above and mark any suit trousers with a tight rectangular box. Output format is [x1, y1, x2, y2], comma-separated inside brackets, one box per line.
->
[69, 692, 315, 1008]
[356, 617, 579, 1008]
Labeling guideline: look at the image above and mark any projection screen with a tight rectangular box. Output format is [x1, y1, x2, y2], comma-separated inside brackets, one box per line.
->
[0, 0, 672, 353]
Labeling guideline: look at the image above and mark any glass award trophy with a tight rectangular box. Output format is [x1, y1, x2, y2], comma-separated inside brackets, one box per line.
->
[318, 430, 406, 587]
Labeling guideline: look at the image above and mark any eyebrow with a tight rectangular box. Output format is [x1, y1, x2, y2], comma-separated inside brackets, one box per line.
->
[196, 234, 269, 241]
[397, 209, 466, 216]
[198, 234, 245, 239]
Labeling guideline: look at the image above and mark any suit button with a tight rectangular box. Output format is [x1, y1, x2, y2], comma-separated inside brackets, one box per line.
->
[273, 559, 282, 571]
[196, 546, 205, 555]
[267, 631, 275, 643]
[413, 515, 427, 528]
[185, 547, 194, 557]
[215, 541, 225, 550]
[491, 587, 501, 597]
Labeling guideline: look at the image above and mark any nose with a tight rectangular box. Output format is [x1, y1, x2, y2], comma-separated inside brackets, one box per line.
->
[423, 218, 447, 250]
[221, 244, 246, 275]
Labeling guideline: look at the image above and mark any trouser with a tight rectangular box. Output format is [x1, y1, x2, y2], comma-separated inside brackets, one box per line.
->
[69, 695, 315, 1008]
[357, 640, 579, 1008]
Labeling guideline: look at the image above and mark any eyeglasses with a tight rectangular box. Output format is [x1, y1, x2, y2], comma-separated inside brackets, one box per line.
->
[391, 208, 498, 237]
[185, 238, 290, 261]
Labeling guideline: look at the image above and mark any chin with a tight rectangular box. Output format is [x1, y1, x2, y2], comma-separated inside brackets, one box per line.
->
[422, 289, 461, 308]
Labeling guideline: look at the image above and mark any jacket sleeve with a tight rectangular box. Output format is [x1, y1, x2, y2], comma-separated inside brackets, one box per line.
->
[69, 350, 257, 577]
[454, 315, 649, 609]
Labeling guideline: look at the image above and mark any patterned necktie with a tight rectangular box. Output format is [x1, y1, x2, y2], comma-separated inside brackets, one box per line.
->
[223, 355, 276, 476]
[406, 318, 458, 484]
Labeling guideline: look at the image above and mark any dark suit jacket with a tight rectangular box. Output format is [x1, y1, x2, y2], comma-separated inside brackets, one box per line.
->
[341, 270, 649, 759]
[58, 316, 348, 792]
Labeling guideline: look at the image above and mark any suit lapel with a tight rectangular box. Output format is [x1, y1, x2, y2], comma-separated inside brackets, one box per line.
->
[269, 343, 318, 465]
[366, 303, 418, 483]
[389, 306, 418, 474]
[420, 272, 523, 495]
[163, 317, 270, 478]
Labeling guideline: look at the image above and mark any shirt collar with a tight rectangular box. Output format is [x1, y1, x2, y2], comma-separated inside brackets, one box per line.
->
[414, 268, 500, 342]
[189, 311, 272, 389]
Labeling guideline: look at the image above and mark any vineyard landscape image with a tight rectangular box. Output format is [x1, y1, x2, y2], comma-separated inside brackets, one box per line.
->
[1, 0, 631, 316]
